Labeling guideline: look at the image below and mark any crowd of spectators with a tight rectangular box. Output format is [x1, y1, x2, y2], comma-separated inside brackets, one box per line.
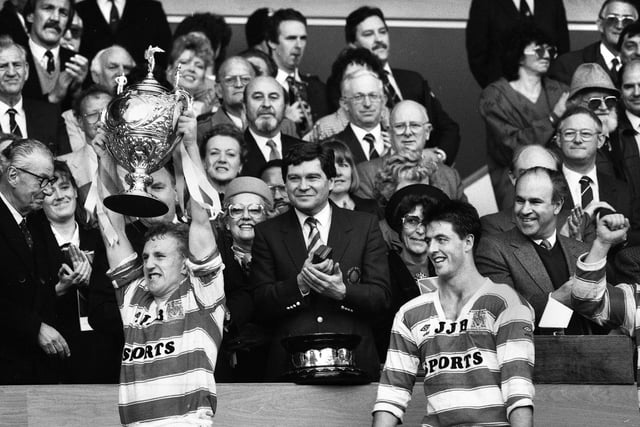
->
[4, 0, 640, 425]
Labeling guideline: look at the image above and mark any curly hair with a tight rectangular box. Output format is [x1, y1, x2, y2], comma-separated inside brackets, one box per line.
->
[501, 23, 553, 81]
[374, 150, 438, 203]
[170, 32, 215, 70]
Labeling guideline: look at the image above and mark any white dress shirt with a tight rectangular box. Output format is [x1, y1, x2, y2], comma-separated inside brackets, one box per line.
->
[276, 68, 302, 92]
[28, 38, 59, 70]
[294, 202, 332, 247]
[512, 0, 534, 14]
[600, 42, 621, 72]
[532, 229, 557, 248]
[248, 128, 283, 161]
[97, 0, 125, 24]
[0, 98, 27, 137]
[562, 165, 599, 208]
[349, 123, 384, 160]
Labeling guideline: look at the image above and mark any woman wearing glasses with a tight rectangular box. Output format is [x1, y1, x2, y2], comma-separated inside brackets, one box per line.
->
[215, 176, 273, 381]
[373, 183, 449, 360]
[480, 24, 569, 211]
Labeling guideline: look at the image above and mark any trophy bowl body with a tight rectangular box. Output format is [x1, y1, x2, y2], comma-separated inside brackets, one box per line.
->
[102, 78, 190, 217]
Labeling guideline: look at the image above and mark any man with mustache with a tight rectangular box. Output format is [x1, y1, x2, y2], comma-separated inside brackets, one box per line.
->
[476, 166, 608, 335]
[259, 159, 291, 216]
[267, 8, 329, 136]
[0, 138, 69, 384]
[240, 75, 302, 178]
[22, 0, 88, 108]
[345, 6, 460, 165]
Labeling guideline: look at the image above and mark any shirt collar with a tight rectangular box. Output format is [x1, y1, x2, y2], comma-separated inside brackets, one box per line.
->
[248, 128, 282, 149]
[51, 221, 80, 246]
[599, 42, 619, 67]
[532, 230, 557, 248]
[294, 201, 332, 231]
[28, 38, 60, 62]
[276, 68, 300, 87]
[0, 190, 24, 224]
[0, 97, 23, 112]
[562, 164, 597, 185]
[350, 122, 382, 140]
[626, 110, 640, 130]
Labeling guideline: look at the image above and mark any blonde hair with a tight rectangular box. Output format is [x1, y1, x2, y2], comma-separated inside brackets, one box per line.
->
[374, 150, 438, 202]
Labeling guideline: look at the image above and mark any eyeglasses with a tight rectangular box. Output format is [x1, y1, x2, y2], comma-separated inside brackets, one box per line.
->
[267, 184, 286, 195]
[584, 96, 617, 111]
[13, 166, 58, 188]
[345, 92, 383, 104]
[523, 44, 557, 60]
[391, 121, 433, 135]
[227, 203, 265, 219]
[601, 14, 636, 28]
[221, 75, 252, 87]
[558, 129, 600, 142]
[401, 214, 426, 232]
[82, 111, 102, 124]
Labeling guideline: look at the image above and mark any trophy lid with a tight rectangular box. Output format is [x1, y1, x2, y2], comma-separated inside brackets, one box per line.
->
[125, 45, 169, 95]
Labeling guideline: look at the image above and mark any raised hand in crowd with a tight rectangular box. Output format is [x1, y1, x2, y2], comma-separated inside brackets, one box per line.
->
[55, 244, 92, 296]
[48, 54, 89, 104]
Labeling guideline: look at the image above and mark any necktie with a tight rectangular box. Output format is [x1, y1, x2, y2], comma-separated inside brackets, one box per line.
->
[19, 218, 33, 250]
[520, 0, 532, 18]
[539, 239, 552, 250]
[266, 139, 280, 160]
[363, 133, 379, 160]
[44, 50, 54, 74]
[611, 57, 620, 72]
[579, 176, 594, 209]
[7, 108, 22, 137]
[383, 70, 402, 108]
[286, 75, 297, 105]
[305, 217, 322, 255]
[109, 0, 120, 33]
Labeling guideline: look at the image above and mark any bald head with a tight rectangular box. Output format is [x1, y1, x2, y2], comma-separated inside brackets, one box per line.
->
[244, 76, 286, 137]
[217, 56, 256, 110]
[90, 45, 135, 93]
[389, 100, 432, 153]
[509, 145, 559, 184]
[622, 58, 640, 116]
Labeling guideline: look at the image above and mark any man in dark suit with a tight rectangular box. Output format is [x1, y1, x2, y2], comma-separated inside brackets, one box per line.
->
[0, 39, 70, 155]
[251, 142, 390, 381]
[466, 0, 570, 89]
[548, 0, 638, 85]
[614, 58, 640, 200]
[240, 75, 301, 178]
[22, 0, 88, 107]
[333, 69, 386, 165]
[0, 0, 29, 48]
[267, 8, 329, 136]
[0, 139, 67, 384]
[76, 0, 171, 70]
[477, 167, 607, 335]
[345, 6, 460, 164]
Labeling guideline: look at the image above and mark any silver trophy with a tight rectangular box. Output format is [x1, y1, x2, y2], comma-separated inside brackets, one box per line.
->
[102, 46, 191, 217]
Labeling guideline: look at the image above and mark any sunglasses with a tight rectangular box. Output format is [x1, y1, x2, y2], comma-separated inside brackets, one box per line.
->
[601, 14, 636, 28]
[523, 44, 557, 60]
[585, 96, 617, 111]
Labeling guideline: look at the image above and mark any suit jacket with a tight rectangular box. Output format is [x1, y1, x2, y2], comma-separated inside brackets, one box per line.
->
[23, 45, 76, 109]
[334, 124, 369, 165]
[548, 41, 617, 86]
[300, 73, 329, 123]
[476, 227, 596, 333]
[0, 0, 28, 48]
[197, 109, 299, 145]
[251, 205, 391, 380]
[76, 0, 172, 69]
[391, 68, 461, 164]
[23, 97, 71, 155]
[240, 129, 302, 178]
[0, 198, 62, 384]
[466, 0, 570, 88]
[354, 155, 466, 201]
[610, 110, 640, 197]
[480, 208, 516, 236]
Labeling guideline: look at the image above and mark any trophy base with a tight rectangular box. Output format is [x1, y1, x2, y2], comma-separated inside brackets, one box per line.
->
[103, 191, 169, 218]
[281, 366, 370, 385]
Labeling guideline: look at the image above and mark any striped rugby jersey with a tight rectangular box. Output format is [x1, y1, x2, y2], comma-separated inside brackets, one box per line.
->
[108, 252, 225, 426]
[571, 254, 640, 408]
[373, 278, 535, 426]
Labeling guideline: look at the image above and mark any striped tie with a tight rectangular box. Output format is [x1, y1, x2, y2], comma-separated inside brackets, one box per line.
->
[7, 108, 22, 137]
[383, 70, 402, 108]
[363, 133, 379, 160]
[579, 176, 593, 209]
[305, 217, 322, 255]
[539, 239, 552, 250]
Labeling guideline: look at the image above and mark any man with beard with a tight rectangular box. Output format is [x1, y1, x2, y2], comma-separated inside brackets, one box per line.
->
[22, 0, 88, 108]
[0, 138, 68, 384]
[241, 75, 302, 177]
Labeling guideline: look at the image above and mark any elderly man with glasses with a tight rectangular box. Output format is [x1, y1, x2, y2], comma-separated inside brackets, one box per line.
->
[0, 138, 71, 384]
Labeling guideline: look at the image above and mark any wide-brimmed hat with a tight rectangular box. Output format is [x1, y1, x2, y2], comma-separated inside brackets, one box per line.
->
[569, 63, 619, 99]
[224, 176, 274, 206]
[384, 184, 449, 234]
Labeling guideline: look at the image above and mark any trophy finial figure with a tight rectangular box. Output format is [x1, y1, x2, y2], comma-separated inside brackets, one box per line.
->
[115, 72, 127, 95]
[144, 45, 165, 77]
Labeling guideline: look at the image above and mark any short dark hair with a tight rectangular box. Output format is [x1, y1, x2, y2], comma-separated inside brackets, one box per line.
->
[144, 223, 190, 259]
[72, 84, 112, 117]
[24, 0, 76, 32]
[240, 48, 278, 77]
[173, 13, 232, 70]
[501, 23, 553, 81]
[425, 199, 482, 249]
[556, 105, 603, 133]
[282, 142, 336, 181]
[516, 166, 569, 205]
[199, 123, 248, 166]
[266, 9, 306, 44]
[617, 20, 640, 51]
[326, 47, 385, 111]
[619, 57, 640, 83]
[53, 159, 77, 190]
[598, 0, 638, 19]
[245, 8, 273, 48]
[345, 6, 386, 44]
[388, 191, 446, 235]
[258, 158, 283, 179]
